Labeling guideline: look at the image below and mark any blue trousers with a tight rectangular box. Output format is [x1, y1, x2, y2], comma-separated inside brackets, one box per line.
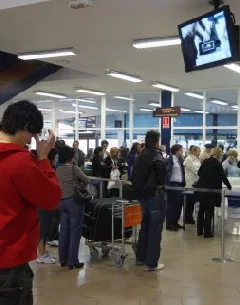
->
[59, 198, 84, 265]
[136, 194, 166, 268]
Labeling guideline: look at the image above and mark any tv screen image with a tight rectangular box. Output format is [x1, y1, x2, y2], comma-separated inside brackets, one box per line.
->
[178, 6, 238, 72]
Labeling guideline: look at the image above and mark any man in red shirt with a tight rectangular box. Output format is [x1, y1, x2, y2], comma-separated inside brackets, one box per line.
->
[0, 100, 61, 305]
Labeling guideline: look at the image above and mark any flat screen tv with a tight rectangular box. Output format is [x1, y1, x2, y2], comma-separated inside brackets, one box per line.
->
[178, 5, 239, 72]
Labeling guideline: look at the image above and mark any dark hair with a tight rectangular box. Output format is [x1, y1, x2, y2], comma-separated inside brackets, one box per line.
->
[145, 130, 160, 149]
[94, 146, 103, 156]
[171, 144, 183, 155]
[55, 139, 66, 150]
[58, 145, 74, 164]
[101, 140, 109, 146]
[48, 148, 57, 164]
[0, 100, 43, 135]
[130, 142, 140, 155]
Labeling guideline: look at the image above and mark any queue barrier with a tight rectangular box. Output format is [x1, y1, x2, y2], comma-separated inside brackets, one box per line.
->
[87, 176, 240, 264]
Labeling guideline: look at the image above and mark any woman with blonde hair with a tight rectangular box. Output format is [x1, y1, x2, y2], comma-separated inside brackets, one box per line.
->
[195, 147, 232, 238]
[104, 147, 123, 197]
[222, 149, 240, 177]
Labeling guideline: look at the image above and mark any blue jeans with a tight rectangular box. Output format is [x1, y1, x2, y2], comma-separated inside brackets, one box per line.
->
[59, 198, 85, 265]
[136, 193, 166, 268]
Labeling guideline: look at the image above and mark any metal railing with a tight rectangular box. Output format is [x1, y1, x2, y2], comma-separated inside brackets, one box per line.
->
[87, 176, 240, 264]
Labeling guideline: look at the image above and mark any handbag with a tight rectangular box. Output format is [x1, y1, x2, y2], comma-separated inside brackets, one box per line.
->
[72, 165, 92, 205]
[107, 168, 121, 190]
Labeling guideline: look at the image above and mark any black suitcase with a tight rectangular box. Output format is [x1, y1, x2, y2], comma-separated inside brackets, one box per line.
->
[83, 198, 132, 242]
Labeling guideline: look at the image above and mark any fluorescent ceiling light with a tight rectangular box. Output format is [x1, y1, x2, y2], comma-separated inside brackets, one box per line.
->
[105, 70, 142, 83]
[231, 105, 238, 109]
[181, 108, 191, 112]
[38, 108, 52, 112]
[224, 63, 240, 74]
[75, 89, 105, 96]
[210, 100, 228, 106]
[18, 48, 75, 60]
[139, 108, 152, 112]
[76, 99, 97, 104]
[72, 103, 98, 110]
[148, 103, 161, 107]
[185, 92, 203, 99]
[59, 110, 83, 114]
[106, 108, 127, 113]
[36, 91, 66, 99]
[133, 37, 181, 49]
[194, 110, 209, 114]
[152, 82, 179, 92]
[114, 96, 135, 101]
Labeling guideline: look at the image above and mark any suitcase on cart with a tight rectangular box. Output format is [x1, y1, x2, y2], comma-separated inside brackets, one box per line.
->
[83, 198, 132, 242]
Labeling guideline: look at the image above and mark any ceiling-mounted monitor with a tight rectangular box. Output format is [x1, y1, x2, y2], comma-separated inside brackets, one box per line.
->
[178, 5, 240, 72]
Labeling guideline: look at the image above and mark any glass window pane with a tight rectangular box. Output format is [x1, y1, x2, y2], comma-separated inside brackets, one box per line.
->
[206, 90, 237, 127]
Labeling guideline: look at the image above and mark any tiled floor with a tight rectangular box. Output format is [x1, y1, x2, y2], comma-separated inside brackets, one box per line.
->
[33, 226, 240, 305]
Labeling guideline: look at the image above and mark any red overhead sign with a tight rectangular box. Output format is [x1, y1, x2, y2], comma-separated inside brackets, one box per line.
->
[162, 117, 170, 129]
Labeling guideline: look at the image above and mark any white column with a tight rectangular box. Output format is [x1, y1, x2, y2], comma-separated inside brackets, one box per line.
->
[101, 95, 106, 141]
[170, 92, 175, 147]
[129, 95, 134, 147]
[75, 100, 79, 141]
[237, 90, 240, 156]
[51, 100, 57, 136]
[117, 113, 125, 147]
[158, 92, 162, 131]
[203, 91, 207, 146]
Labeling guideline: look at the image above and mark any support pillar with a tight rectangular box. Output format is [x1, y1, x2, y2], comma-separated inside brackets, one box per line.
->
[101, 95, 106, 141]
[161, 91, 172, 155]
[129, 96, 134, 147]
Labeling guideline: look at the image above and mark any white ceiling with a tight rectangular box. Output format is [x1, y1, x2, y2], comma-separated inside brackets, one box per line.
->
[1, 0, 240, 118]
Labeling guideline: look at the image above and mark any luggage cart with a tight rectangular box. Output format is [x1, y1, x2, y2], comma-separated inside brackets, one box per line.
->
[85, 199, 142, 267]
[111, 200, 142, 267]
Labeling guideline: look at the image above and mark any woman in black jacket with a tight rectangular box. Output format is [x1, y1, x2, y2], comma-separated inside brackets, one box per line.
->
[104, 147, 123, 197]
[196, 147, 232, 238]
[92, 147, 108, 197]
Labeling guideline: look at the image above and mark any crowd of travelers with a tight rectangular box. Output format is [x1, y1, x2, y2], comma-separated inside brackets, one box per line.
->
[0, 100, 237, 304]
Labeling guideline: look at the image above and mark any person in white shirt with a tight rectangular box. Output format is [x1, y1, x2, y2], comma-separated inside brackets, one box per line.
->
[184, 146, 201, 224]
[101, 140, 109, 160]
[166, 144, 185, 231]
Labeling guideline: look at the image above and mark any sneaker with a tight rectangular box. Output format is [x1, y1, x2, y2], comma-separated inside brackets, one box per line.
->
[46, 251, 57, 259]
[37, 253, 56, 264]
[46, 240, 59, 247]
[144, 263, 164, 272]
[136, 260, 145, 266]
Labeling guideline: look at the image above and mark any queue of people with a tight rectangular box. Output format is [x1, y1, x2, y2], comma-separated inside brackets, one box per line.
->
[0, 99, 236, 304]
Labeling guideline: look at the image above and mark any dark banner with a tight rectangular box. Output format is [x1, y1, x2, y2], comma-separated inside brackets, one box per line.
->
[153, 106, 181, 117]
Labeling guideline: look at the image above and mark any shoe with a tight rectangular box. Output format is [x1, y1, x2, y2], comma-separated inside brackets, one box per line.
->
[37, 253, 56, 264]
[166, 226, 178, 232]
[204, 234, 214, 238]
[136, 260, 145, 266]
[46, 240, 59, 247]
[46, 251, 57, 259]
[176, 223, 184, 229]
[144, 263, 165, 272]
[61, 262, 68, 267]
[68, 263, 84, 270]
[185, 219, 195, 225]
[197, 232, 203, 236]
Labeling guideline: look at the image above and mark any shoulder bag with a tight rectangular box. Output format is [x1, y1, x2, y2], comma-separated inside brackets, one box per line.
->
[72, 165, 92, 205]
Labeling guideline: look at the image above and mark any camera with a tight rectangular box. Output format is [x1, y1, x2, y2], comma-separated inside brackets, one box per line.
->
[69, 0, 92, 9]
